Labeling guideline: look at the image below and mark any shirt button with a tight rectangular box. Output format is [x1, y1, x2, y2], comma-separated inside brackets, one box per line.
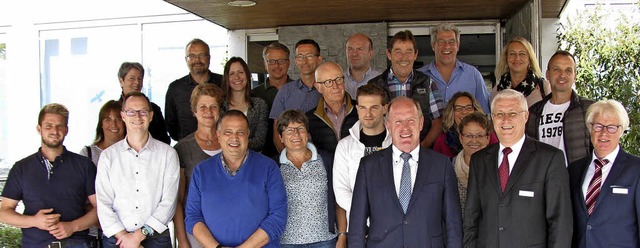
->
[499, 227, 504, 231]
[587, 225, 592, 230]
[136, 155, 138, 157]
[135, 223, 138, 226]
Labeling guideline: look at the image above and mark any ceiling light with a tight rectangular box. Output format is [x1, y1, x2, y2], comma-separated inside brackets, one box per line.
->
[228, 0, 256, 7]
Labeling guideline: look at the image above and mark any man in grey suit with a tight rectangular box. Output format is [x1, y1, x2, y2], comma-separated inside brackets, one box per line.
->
[349, 96, 462, 248]
[463, 89, 572, 247]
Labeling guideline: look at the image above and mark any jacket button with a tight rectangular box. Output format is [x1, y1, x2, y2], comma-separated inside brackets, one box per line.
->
[499, 227, 504, 231]
[403, 220, 408, 225]
[587, 225, 592, 230]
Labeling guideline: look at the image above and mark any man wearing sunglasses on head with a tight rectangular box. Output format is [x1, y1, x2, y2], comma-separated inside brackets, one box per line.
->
[526, 50, 594, 166]
[96, 92, 179, 248]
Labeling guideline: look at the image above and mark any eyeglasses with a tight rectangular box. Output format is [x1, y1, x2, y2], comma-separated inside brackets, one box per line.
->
[294, 54, 318, 61]
[436, 39, 457, 46]
[454, 105, 474, 112]
[319, 76, 345, 88]
[590, 123, 622, 134]
[185, 54, 211, 60]
[492, 111, 525, 119]
[123, 109, 150, 117]
[265, 59, 289, 65]
[461, 133, 488, 140]
[283, 126, 307, 136]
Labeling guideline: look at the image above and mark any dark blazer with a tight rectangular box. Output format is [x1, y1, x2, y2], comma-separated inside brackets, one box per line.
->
[463, 137, 572, 248]
[568, 149, 640, 248]
[349, 146, 463, 248]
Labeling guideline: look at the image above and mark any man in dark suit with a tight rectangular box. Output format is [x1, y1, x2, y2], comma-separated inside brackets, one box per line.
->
[463, 89, 572, 247]
[569, 99, 640, 247]
[349, 96, 462, 248]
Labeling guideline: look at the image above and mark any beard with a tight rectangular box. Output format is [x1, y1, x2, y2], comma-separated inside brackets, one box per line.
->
[42, 137, 64, 149]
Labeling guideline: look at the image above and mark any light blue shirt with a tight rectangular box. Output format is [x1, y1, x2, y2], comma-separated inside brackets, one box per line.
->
[269, 78, 321, 120]
[344, 67, 382, 100]
[418, 60, 491, 114]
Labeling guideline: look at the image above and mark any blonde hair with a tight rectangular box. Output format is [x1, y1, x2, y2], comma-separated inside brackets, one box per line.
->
[585, 99, 629, 132]
[495, 37, 542, 78]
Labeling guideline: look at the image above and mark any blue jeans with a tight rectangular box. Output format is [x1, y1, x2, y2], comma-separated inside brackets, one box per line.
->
[102, 235, 172, 248]
[281, 238, 337, 248]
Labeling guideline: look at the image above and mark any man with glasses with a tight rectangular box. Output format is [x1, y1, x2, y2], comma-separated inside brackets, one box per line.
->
[0, 103, 98, 247]
[368, 30, 444, 148]
[252, 42, 294, 158]
[464, 89, 572, 247]
[306, 61, 359, 154]
[96, 92, 179, 248]
[344, 33, 381, 100]
[166, 38, 223, 142]
[270, 39, 323, 152]
[526, 50, 594, 166]
[417, 23, 491, 114]
[568, 100, 640, 248]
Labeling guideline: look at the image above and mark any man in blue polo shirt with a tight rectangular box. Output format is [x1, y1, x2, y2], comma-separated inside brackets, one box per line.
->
[270, 39, 323, 153]
[0, 103, 98, 247]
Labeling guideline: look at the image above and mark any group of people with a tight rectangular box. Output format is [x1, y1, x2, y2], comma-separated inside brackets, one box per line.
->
[0, 22, 638, 248]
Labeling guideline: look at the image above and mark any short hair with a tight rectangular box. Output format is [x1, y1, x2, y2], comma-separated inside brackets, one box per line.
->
[123, 91, 152, 111]
[185, 38, 210, 53]
[222, 57, 252, 105]
[117, 62, 144, 80]
[276, 109, 309, 136]
[38, 103, 69, 126]
[217, 109, 250, 131]
[495, 37, 543, 78]
[93, 100, 124, 144]
[190, 83, 224, 113]
[295, 39, 321, 55]
[457, 112, 492, 135]
[356, 84, 389, 106]
[585, 99, 629, 132]
[347, 33, 374, 51]
[442, 92, 485, 130]
[388, 30, 417, 51]
[430, 23, 461, 44]
[548, 50, 577, 71]
[262, 41, 290, 60]
[387, 96, 423, 119]
[491, 89, 527, 112]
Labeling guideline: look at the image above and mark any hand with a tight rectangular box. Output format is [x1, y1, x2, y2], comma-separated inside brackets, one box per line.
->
[115, 231, 145, 248]
[48, 221, 76, 239]
[336, 234, 347, 248]
[32, 208, 60, 231]
[177, 239, 191, 248]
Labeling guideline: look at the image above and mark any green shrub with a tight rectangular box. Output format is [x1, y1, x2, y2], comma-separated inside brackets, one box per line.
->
[557, 2, 640, 155]
[0, 223, 21, 248]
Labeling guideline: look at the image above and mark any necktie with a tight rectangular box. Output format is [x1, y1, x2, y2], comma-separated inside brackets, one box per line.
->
[399, 152, 412, 214]
[498, 147, 512, 192]
[586, 158, 609, 215]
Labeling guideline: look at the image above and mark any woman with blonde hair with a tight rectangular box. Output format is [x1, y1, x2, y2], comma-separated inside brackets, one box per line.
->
[491, 37, 551, 107]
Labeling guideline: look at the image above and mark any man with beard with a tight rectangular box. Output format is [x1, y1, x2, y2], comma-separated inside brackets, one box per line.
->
[0, 103, 98, 247]
[166, 38, 223, 141]
[344, 33, 381, 100]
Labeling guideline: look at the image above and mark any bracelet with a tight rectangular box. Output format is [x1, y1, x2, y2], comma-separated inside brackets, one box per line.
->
[338, 232, 348, 236]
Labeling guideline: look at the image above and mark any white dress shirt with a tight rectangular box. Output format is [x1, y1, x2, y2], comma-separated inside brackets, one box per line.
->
[498, 135, 526, 174]
[581, 146, 619, 197]
[392, 145, 420, 197]
[96, 135, 180, 237]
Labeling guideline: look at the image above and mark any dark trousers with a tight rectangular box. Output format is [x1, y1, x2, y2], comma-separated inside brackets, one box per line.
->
[101, 232, 171, 248]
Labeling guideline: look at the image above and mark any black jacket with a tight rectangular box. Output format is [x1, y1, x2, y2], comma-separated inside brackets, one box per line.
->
[306, 97, 358, 154]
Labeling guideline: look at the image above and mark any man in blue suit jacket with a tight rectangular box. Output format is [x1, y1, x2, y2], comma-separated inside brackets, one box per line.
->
[569, 99, 640, 248]
[349, 96, 462, 248]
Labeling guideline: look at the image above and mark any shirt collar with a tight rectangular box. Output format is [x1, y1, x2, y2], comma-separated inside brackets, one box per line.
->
[120, 134, 154, 152]
[279, 142, 319, 165]
[346, 67, 374, 80]
[323, 97, 347, 115]
[391, 144, 420, 163]
[388, 68, 414, 84]
[499, 135, 526, 156]
[591, 145, 620, 165]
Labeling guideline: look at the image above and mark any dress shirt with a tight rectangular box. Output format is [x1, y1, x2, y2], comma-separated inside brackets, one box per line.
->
[498, 135, 526, 173]
[418, 60, 491, 114]
[323, 100, 347, 141]
[582, 145, 619, 197]
[391, 145, 420, 196]
[96, 135, 180, 237]
[269, 78, 321, 120]
[344, 67, 381, 99]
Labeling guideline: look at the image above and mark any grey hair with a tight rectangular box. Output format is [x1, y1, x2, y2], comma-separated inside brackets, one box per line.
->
[491, 89, 527, 112]
[585, 99, 630, 132]
[431, 23, 461, 44]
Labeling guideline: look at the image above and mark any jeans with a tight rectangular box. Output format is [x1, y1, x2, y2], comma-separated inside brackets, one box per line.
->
[102, 235, 172, 248]
[281, 237, 337, 248]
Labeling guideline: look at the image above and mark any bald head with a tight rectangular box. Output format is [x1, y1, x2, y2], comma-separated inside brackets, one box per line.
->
[315, 62, 346, 102]
[346, 33, 375, 70]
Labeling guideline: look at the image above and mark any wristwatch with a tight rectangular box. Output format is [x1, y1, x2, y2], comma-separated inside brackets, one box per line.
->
[141, 224, 154, 238]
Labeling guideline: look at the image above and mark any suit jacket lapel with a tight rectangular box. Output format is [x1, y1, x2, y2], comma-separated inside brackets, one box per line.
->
[575, 159, 590, 214]
[594, 150, 629, 211]
[379, 147, 404, 213]
[483, 144, 502, 195]
[503, 138, 536, 195]
[407, 147, 431, 212]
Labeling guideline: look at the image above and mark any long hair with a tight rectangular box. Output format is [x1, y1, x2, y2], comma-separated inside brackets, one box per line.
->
[495, 37, 542, 78]
[222, 57, 252, 107]
[93, 100, 124, 144]
[442, 92, 485, 130]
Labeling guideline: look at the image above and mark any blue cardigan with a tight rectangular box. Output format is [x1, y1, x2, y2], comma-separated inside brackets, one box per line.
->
[185, 150, 287, 247]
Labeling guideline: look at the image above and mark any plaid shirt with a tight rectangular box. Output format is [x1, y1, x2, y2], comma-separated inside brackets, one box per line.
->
[387, 69, 443, 119]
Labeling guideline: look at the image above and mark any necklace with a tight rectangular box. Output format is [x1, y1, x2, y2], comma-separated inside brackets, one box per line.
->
[196, 133, 213, 146]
